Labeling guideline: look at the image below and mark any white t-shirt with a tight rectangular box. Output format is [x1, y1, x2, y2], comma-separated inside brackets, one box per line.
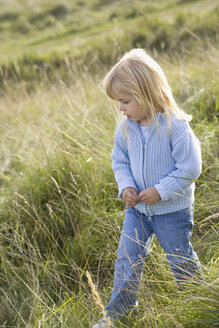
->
[140, 125, 152, 140]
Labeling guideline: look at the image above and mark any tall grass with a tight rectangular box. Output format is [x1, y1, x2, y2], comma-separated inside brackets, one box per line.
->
[0, 56, 218, 326]
[0, 74, 119, 326]
[0, 0, 218, 327]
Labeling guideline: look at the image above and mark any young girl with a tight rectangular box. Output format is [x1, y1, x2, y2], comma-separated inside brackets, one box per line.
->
[92, 49, 202, 328]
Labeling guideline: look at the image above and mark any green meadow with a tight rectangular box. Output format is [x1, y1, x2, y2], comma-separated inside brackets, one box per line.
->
[0, 0, 218, 327]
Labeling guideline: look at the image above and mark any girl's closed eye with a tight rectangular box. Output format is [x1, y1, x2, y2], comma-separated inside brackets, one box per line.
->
[118, 100, 129, 105]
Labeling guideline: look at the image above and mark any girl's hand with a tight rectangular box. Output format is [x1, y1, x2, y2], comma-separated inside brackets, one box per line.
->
[139, 187, 161, 205]
[122, 187, 140, 207]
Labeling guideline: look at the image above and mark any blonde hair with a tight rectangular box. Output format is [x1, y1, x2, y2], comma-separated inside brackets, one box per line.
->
[102, 48, 191, 132]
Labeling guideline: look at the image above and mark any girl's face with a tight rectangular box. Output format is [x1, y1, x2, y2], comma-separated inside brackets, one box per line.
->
[117, 94, 150, 126]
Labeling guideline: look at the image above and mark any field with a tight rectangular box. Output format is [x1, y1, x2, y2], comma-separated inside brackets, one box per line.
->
[0, 0, 218, 327]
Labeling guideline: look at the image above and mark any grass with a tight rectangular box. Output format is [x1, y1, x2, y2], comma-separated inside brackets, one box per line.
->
[0, 0, 218, 86]
[0, 0, 218, 327]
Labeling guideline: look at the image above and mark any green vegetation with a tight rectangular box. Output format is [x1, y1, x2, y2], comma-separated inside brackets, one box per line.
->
[0, 0, 218, 327]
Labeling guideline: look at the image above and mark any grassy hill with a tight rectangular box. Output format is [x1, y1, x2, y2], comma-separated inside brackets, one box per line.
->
[0, 0, 218, 327]
[1, 0, 219, 83]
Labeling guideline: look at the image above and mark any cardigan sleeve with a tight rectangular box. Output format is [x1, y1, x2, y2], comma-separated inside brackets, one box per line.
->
[154, 120, 202, 201]
[112, 124, 137, 199]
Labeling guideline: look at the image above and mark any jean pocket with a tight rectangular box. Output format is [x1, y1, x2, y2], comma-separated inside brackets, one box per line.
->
[177, 207, 194, 222]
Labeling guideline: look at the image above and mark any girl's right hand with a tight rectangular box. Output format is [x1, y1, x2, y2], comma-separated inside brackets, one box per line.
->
[122, 187, 140, 207]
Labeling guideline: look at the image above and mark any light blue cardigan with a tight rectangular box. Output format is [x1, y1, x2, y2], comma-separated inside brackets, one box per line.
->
[112, 113, 202, 216]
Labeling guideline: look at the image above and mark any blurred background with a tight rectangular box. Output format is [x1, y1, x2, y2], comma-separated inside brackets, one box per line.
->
[0, 1, 218, 327]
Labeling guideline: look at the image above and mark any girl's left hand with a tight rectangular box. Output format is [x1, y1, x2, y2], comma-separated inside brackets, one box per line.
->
[139, 187, 161, 205]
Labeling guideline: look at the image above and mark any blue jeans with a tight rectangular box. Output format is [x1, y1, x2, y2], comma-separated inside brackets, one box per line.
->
[105, 207, 201, 319]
